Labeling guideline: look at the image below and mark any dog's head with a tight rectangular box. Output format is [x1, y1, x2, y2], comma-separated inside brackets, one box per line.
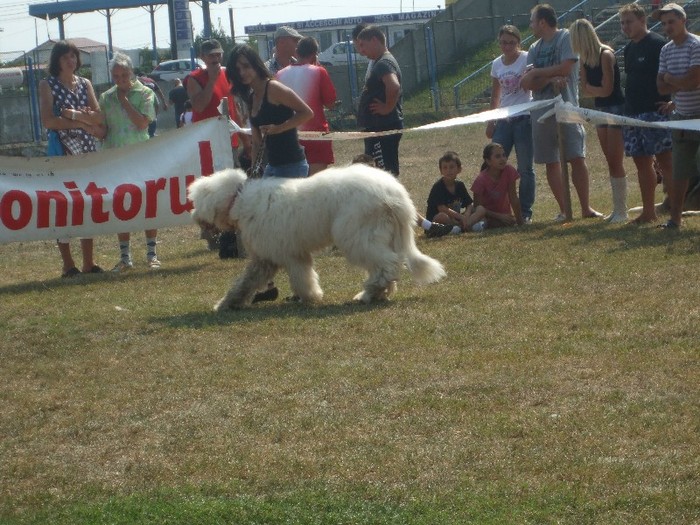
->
[188, 168, 248, 231]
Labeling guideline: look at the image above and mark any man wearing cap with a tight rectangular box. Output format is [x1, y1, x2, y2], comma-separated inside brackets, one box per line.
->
[187, 39, 235, 125]
[266, 26, 303, 75]
[187, 38, 246, 256]
[655, 2, 700, 229]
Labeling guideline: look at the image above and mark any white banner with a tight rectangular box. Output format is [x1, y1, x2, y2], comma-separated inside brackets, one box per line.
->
[0, 118, 234, 244]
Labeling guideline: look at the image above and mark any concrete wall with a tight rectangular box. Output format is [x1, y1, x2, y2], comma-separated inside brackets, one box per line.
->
[0, 94, 36, 145]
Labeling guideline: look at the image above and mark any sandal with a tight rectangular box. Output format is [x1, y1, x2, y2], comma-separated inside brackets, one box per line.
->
[61, 267, 81, 278]
[658, 219, 680, 229]
[88, 265, 104, 273]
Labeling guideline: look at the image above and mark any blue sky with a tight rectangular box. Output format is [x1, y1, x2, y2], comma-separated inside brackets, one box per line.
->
[0, 0, 441, 56]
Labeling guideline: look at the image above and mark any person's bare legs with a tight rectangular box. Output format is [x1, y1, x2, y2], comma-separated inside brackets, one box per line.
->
[632, 155, 658, 223]
[79, 238, 97, 272]
[570, 156, 600, 217]
[545, 162, 566, 215]
[669, 178, 689, 226]
[58, 242, 77, 274]
[655, 150, 673, 215]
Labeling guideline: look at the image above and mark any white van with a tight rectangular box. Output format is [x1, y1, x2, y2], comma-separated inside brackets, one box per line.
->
[318, 41, 369, 67]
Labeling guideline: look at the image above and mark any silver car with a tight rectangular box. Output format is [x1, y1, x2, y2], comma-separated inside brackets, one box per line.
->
[149, 58, 205, 81]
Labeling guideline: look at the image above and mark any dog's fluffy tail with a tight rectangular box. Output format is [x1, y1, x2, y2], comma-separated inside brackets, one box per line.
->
[393, 208, 446, 285]
[406, 248, 447, 285]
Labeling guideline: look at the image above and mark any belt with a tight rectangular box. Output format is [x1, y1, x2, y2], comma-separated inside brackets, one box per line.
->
[501, 114, 530, 123]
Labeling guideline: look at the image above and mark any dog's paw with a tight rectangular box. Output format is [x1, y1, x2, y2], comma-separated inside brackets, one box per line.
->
[352, 291, 372, 304]
[214, 298, 243, 312]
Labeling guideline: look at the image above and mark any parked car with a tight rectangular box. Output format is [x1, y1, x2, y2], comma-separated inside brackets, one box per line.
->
[149, 58, 204, 81]
[318, 41, 369, 67]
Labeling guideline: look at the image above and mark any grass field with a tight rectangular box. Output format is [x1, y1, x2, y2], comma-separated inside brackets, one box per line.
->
[1, 123, 699, 524]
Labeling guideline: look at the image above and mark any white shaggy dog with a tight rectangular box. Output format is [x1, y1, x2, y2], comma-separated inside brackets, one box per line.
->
[188, 164, 446, 310]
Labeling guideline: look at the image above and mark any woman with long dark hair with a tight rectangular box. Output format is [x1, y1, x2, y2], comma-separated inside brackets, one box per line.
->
[226, 44, 312, 178]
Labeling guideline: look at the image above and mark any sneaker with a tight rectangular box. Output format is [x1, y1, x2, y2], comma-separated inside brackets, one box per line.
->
[553, 213, 567, 223]
[252, 286, 280, 303]
[523, 216, 533, 225]
[426, 222, 454, 238]
[471, 220, 486, 233]
[148, 257, 162, 270]
[112, 260, 133, 273]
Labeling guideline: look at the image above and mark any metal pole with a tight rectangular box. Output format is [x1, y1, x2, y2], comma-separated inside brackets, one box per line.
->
[106, 9, 114, 59]
[167, 0, 177, 59]
[27, 57, 42, 142]
[229, 7, 235, 40]
[149, 5, 158, 67]
[202, 0, 212, 39]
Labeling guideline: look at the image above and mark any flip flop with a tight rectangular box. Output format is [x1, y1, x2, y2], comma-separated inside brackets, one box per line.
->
[61, 267, 81, 278]
[658, 219, 680, 229]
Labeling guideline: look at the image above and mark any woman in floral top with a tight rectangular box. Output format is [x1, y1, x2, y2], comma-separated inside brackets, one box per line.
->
[39, 40, 105, 278]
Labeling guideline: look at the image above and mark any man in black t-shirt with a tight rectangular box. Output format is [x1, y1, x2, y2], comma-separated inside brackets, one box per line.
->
[356, 26, 403, 177]
[168, 78, 189, 128]
[620, 3, 673, 223]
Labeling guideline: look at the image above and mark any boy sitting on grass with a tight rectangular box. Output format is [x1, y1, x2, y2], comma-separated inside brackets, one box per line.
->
[424, 150, 487, 236]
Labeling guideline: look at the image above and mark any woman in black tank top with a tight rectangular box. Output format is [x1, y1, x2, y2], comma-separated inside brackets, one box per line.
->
[570, 18, 628, 223]
[226, 44, 313, 178]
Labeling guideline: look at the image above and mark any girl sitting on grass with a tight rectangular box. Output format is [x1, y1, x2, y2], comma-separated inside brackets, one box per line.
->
[471, 143, 525, 229]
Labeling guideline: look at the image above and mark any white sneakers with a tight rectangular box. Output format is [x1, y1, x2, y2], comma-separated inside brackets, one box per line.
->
[111, 260, 133, 273]
[148, 257, 162, 270]
[111, 258, 161, 272]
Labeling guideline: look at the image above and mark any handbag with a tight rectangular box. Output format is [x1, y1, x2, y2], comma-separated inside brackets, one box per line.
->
[46, 130, 65, 157]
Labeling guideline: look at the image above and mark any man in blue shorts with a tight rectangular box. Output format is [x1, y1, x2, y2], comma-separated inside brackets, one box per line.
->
[619, 3, 673, 224]
[656, 2, 700, 229]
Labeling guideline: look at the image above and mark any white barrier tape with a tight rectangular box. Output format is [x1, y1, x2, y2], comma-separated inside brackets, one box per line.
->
[547, 100, 700, 131]
[229, 98, 559, 141]
[228, 97, 700, 143]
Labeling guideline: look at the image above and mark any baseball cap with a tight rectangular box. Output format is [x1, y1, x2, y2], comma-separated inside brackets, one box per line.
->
[652, 3, 686, 19]
[274, 26, 303, 42]
[200, 39, 223, 55]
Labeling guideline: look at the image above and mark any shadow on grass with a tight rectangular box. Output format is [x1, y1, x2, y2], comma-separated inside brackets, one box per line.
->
[0, 263, 208, 296]
[153, 296, 404, 328]
[523, 220, 700, 254]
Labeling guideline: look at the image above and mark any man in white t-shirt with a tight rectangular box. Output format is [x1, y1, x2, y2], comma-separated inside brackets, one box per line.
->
[488, 25, 536, 222]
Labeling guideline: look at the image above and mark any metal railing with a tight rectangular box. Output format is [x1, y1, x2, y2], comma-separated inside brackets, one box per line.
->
[452, 0, 596, 109]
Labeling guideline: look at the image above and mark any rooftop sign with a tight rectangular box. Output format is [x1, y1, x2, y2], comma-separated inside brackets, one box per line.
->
[244, 10, 440, 33]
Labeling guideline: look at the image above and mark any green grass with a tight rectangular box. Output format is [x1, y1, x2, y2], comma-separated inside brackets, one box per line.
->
[1, 125, 699, 524]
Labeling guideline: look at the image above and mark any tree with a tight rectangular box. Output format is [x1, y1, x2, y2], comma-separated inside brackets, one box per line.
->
[193, 27, 235, 60]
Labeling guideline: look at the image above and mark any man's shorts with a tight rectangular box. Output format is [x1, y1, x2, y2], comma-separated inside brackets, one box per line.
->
[300, 139, 334, 165]
[622, 112, 673, 157]
[531, 106, 586, 164]
[670, 112, 700, 181]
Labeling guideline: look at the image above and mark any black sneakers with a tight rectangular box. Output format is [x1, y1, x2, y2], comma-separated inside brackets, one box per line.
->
[426, 222, 454, 238]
